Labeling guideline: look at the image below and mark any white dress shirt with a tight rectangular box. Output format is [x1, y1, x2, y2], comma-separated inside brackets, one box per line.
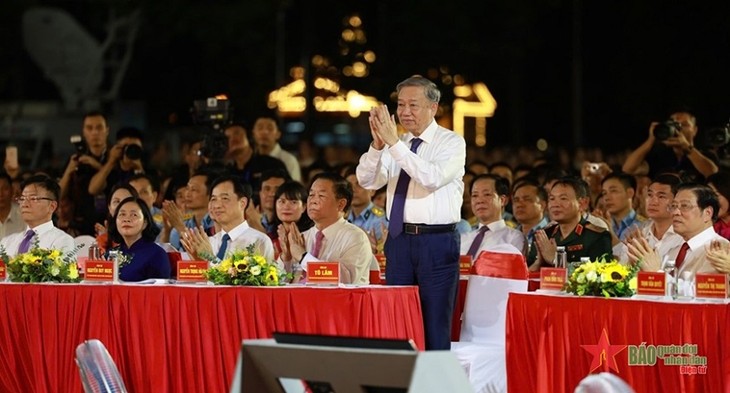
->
[672, 226, 728, 277]
[460, 220, 527, 258]
[269, 143, 302, 182]
[356, 120, 466, 225]
[613, 220, 684, 265]
[0, 203, 24, 239]
[296, 218, 372, 285]
[209, 220, 275, 262]
[0, 220, 75, 257]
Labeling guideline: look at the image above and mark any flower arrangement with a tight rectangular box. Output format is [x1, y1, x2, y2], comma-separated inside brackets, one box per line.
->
[203, 244, 289, 286]
[564, 258, 639, 297]
[0, 240, 82, 283]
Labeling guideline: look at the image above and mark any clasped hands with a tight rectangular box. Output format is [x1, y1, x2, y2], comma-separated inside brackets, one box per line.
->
[368, 105, 399, 150]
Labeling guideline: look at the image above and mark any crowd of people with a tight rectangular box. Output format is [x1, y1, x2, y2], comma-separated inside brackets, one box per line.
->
[2, 76, 730, 352]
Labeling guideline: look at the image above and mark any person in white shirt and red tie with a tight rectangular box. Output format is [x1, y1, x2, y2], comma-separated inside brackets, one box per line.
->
[357, 75, 466, 350]
[461, 174, 526, 261]
[628, 183, 729, 284]
[0, 175, 74, 257]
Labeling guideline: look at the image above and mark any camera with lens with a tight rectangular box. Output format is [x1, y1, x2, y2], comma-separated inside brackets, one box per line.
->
[70, 135, 88, 155]
[702, 121, 730, 148]
[123, 144, 143, 160]
[653, 120, 682, 142]
[191, 95, 232, 131]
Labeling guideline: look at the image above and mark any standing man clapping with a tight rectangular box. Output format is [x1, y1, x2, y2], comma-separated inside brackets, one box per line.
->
[357, 75, 466, 350]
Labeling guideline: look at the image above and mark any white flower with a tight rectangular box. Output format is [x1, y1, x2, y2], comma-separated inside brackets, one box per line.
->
[50, 265, 60, 277]
[586, 270, 598, 282]
[250, 265, 261, 276]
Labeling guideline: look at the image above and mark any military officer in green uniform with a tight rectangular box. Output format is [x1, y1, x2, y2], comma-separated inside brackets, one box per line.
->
[345, 170, 389, 252]
[529, 177, 612, 270]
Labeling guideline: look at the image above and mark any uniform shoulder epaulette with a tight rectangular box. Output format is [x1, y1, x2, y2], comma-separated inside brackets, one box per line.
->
[584, 222, 607, 233]
[371, 206, 385, 217]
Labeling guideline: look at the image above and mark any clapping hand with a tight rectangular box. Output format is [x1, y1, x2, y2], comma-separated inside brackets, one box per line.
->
[369, 105, 398, 148]
[626, 235, 660, 271]
[277, 223, 292, 263]
[286, 222, 307, 262]
[162, 200, 186, 232]
[180, 226, 213, 260]
[534, 229, 557, 265]
[706, 240, 730, 274]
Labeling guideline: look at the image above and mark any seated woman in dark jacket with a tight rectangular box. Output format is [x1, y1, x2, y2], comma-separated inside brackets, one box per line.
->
[108, 196, 170, 281]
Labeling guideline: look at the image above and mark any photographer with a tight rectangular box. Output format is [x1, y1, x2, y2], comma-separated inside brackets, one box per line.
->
[89, 127, 147, 200]
[58, 111, 110, 236]
[623, 110, 718, 181]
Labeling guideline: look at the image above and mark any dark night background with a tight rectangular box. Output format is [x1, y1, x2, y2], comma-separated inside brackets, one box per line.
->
[1, 0, 728, 157]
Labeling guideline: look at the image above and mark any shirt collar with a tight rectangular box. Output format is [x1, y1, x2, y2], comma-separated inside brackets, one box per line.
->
[27, 220, 55, 235]
[686, 226, 719, 251]
[320, 217, 347, 238]
[405, 119, 438, 145]
[479, 219, 507, 231]
[223, 220, 251, 240]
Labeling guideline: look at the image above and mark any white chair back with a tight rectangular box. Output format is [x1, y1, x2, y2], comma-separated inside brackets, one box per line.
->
[460, 276, 528, 345]
[75, 235, 96, 259]
[75, 339, 128, 393]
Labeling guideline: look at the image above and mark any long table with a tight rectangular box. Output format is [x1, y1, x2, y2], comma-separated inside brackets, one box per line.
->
[0, 283, 425, 393]
[506, 292, 730, 393]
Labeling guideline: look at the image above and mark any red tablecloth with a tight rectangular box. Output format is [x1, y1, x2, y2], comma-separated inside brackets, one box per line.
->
[506, 293, 730, 393]
[0, 283, 424, 393]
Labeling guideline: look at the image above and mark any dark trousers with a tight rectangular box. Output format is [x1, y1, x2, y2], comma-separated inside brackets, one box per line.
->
[385, 230, 460, 350]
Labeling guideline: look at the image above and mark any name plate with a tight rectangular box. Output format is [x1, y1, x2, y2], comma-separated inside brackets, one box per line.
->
[307, 262, 340, 285]
[84, 260, 114, 281]
[695, 273, 728, 299]
[459, 255, 472, 275]
[0, 260, 6, 280]
[177, 261, 208, 282]
[540, 268, 567, 291]
[637, 271, 666, 296]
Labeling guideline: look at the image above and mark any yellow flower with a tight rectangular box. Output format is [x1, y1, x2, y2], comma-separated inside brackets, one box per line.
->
[219, 258, 232, 271]
[68, 263, 79, 279]
[600, 263, 629, 282]
[49, 250, 61, 260]
[253, 255, 266, 267]
[234, 258, 250, 271]
[629, 275, 637, 290]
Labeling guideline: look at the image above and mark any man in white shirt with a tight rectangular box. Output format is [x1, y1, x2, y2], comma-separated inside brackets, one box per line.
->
[461, 174, 526, 260]
[630, 183, 727, 278]
[252, 117, 302, 182]
[181, 175, 274, 262]
[357, 75, 466, 350]
[278, 172, 372, 284]
[620, 174, 683, 265]
[0, 173, 24, 239]
[1, 175, 74, 257]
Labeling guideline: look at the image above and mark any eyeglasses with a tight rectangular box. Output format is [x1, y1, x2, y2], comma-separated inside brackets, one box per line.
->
[667, 202, 698, 212]
[16, 196, 55, 204]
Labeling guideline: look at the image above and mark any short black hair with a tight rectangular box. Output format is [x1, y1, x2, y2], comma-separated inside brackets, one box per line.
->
[109, 196, 161, 243]
[116, 127, 144, 142]
[129, 173, 160, 193]
[551, 176, 590, 199]
[651, 173, 682, 196]
[260, 169, 291, 184]
[512, 178, 548, 202]
[469, 173, 510, 196]
[107, 183, 140, 212]
[310, 172, 353, 212]
[83, 111, 108, 124]
[601, 172, 637, 191]
[21, 174, 60, 202]
[210, 174, 252, 208]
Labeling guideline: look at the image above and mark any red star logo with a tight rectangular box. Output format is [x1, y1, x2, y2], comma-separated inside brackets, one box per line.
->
[581, 328, 627, 373]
